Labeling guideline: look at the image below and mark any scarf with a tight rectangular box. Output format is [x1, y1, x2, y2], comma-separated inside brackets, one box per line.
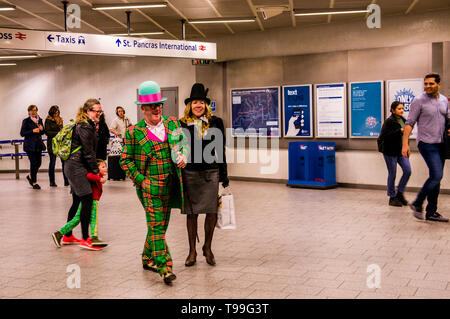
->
[180, 115, 209, 139]
[31, 116, 39, 125]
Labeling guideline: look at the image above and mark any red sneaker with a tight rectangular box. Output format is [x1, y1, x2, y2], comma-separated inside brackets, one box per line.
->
[61, 235, 82, 245]
[80, 238, 103, 251]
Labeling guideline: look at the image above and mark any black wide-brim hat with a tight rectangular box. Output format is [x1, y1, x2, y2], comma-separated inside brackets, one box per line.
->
[184, 83, 211, 105]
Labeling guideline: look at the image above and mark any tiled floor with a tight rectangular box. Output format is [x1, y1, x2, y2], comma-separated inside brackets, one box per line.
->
[1, 173, 450, 299]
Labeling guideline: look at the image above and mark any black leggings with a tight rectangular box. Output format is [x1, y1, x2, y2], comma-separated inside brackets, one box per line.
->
[65, 192, 93, 240]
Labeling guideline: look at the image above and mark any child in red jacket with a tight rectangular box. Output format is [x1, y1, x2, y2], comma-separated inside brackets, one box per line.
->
[52, 159, 108, 250]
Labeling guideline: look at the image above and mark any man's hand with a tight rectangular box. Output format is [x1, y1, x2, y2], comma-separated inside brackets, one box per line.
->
[402, 144, 411, 158]
[39, 125, 44, 131]
[176, 153, 187, 168]
[33, 128, 40, 133]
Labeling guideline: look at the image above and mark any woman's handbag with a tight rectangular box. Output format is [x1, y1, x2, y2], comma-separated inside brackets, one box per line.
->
[216, 192, 236, 230]
[109, 136, 124, 156]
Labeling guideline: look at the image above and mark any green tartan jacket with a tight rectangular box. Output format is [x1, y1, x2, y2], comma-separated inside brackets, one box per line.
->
[120, 116, 189, 210]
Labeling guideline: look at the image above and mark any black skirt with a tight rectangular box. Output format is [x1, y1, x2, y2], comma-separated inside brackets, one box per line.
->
[182, 168, 219, 215]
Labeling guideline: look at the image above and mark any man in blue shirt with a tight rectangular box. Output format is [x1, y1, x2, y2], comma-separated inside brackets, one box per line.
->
[402, 73, 449, 222]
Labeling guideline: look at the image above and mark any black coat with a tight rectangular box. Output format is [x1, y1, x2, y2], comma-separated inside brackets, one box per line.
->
[20, 117, 45, 153]
[67, 119, 99, 174]
[445, 117, 450, 159]
[96, 121, 110, 160]
[377, 115, 406, 157]
[180, 116, 229, 187]
[44, 118, 62, 155]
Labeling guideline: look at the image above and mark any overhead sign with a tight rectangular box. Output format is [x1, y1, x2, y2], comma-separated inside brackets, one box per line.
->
[0, 28, 216, 60]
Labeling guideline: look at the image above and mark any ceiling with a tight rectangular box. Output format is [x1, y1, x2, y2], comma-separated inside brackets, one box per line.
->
[0, 0, 449, 42]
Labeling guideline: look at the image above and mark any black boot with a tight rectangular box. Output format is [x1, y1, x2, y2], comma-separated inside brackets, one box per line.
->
[396, 192, 408, 206]
[185, 214, 198, 267]
[389, 197, 403, 207]
[203, 214, 217, 266]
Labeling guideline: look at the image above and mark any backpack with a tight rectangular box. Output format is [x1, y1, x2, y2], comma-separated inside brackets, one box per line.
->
[52, 121, 82, 160]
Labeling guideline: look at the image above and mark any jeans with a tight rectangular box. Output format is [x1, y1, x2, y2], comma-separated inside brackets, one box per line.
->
[413, 142, 445, 215]
[48, 153, 69, 185]
[26, 151, 42, 184]
[383, 155, 411, 198]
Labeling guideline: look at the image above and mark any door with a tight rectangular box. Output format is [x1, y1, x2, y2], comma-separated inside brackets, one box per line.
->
[136, 87, 179, 122]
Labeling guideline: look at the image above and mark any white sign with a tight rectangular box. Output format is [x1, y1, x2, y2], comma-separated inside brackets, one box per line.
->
[0, 28, 217, 60]
[386, 79, 423, 139]
[315, 83, 347, 138]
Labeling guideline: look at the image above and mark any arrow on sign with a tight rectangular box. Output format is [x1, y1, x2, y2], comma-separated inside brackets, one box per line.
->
[116, 39, 121, 47]
[47, 35, 54, 43]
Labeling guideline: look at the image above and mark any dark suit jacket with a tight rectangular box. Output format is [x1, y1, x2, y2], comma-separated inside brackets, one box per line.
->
[20, 117, 45, 153]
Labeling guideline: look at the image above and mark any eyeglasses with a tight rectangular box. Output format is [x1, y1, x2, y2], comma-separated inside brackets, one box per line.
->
[90, 109, 103, 114]
[148, 104, 163, 109]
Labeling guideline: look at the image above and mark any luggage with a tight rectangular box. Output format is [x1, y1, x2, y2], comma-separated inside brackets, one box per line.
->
[108, 155, 126, 180]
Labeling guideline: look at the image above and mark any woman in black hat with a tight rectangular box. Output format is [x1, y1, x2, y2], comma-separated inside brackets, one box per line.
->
[180, 83, 229, 267]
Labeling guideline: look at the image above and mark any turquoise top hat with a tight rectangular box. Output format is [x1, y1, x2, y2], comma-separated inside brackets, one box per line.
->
[135, 81, 167, 105]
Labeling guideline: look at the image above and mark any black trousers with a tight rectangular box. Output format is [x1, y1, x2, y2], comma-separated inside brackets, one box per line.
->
[65, 193, 93, 240]
[48, 153, 69, 185]
[26, 151, 42, 184]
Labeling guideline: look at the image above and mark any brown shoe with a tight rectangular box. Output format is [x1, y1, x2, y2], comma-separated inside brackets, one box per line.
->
[202, 246, 216, 266]
[185, 251, 197, 267]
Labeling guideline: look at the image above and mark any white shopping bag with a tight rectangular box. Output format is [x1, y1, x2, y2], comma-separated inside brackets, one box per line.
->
[216, 194, 236, 230]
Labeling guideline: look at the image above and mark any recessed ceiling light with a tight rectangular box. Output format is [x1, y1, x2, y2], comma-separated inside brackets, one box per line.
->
[92, 2, 167, 10]
[0, 5, 16, 11]
[294, 9, 369, 17]
[0, 54, 38, 59]
[189, 17, 256, 24]
[110, 32, 165, 36]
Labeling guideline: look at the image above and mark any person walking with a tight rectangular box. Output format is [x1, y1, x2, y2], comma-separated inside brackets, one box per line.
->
[59, 98, 103, 249]
[180, 83, 230, 267]
[20, 105, 45, 189]
[378, 101, 411, 207]
[45, 105, 69, 187]
[402, 73, 450, 222]
[120, 81, 188, 285]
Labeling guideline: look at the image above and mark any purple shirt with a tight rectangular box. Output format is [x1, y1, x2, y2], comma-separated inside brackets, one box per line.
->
[405, 92, 449, 144]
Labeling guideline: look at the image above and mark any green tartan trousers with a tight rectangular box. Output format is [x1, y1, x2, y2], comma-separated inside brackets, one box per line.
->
[136, 173, 175, 275]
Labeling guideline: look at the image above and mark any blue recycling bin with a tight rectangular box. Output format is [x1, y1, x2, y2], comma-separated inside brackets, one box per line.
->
[287, 141, 337, 189]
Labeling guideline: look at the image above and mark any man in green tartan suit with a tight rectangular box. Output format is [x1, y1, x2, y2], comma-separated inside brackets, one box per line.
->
[120, 81, 188, 285]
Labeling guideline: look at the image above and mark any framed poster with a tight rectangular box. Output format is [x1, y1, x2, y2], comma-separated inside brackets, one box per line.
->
[315, 83, 347, 138]
[386, 78, 423, 139]
[231, 87, 280, 137]
[282, 84, 313, 138]
[349, 81, 383, 138]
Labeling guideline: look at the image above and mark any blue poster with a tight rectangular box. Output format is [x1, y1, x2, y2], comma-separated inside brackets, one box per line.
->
[350, 81, 383, 138]
[231, 87, 280, 137]
[283, 85, 312, 137]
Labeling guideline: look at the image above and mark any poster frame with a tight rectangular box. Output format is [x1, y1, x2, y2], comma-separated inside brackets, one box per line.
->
[229, 86, 281, 138]
[349, 80, 384, 139]
[314, 82, 347, 139]
[282, 84, 314, 138]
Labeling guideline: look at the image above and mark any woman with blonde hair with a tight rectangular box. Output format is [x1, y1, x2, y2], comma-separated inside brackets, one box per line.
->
[52, 98, 103, 250]
[180, 83, 229, 267]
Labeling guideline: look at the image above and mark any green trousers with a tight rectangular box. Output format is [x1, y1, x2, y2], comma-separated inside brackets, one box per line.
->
[60, 200, 99, 238]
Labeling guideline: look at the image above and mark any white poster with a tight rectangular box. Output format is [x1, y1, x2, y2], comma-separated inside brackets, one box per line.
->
[315, 83, 347, 138]
[386, 79, 423, 139]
